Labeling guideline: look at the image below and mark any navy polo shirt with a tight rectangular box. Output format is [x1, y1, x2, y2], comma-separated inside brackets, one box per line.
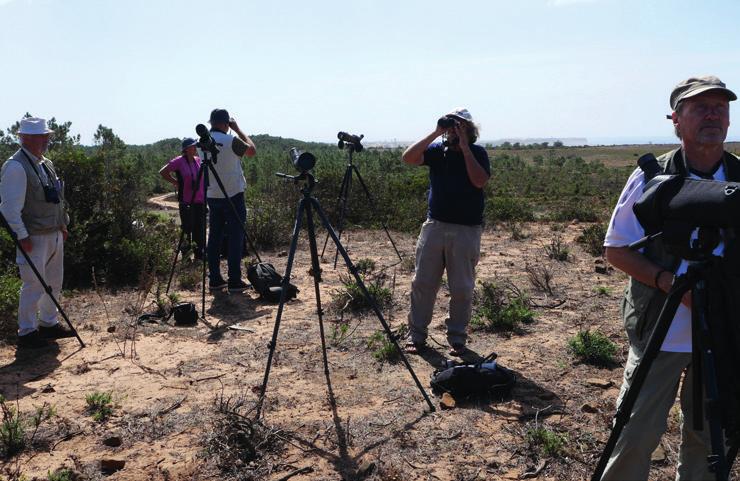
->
[422, 142, 490, 226]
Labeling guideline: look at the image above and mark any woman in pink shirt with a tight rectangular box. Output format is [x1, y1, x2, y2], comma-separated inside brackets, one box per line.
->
[159, 138, 205, 259]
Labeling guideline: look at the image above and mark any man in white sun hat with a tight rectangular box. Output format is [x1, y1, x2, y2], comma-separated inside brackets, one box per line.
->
[0, 117, 72, 349]
[401, 108, 490, 357]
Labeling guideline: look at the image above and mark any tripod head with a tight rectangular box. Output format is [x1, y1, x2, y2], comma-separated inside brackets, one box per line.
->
[276, 170, 317, 195]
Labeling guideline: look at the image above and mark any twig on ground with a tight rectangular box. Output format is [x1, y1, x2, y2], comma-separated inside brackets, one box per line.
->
[276, 466, 314, 481]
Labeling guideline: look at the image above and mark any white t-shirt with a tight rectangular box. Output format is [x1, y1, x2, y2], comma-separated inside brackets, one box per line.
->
[604, 165, 726, 352]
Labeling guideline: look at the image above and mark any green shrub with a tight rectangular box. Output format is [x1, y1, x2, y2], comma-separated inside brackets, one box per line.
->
[486, 196, 535, 223]
[0, 271, 21, 342]
[0, 397, 25, 457]
[567, 329, 618, 366]
[354, 258, 376, 276]
[331, 273, 392, 313]
[551, 200, 600, 222]
[367, 325, 407, 363]
[0, 395, 55, 459]
[471, 280, 535, 333]
[47, 469, 74, 481]
[526, 426, 568, 457]
[577, 223, 608, 257]
[544, 235, 570, 261]
[85, 391, 114, 422]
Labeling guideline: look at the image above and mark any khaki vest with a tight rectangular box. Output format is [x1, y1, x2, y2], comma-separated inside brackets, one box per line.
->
[8, 149, 69, 235]
[622, 148, 740, 354]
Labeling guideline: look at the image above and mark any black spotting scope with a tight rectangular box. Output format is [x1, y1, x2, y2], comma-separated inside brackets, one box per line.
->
[337, 131, 364, 152]
[195, 123, 220, 158]
[289, 147, 316, 172]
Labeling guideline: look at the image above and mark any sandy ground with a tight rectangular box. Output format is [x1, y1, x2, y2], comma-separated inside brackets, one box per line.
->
[1, 219, 737, 480]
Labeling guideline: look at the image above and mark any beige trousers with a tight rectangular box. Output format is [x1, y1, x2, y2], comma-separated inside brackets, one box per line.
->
[407, 219, 481, 347]
[600, 348, 717, 481]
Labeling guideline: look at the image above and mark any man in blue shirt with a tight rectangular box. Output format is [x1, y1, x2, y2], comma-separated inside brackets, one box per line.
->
[402, 108, 490, 356]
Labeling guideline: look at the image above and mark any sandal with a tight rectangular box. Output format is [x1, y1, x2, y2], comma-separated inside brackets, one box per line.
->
[404, 340, 426, 354]
[449, 344, 467, 357]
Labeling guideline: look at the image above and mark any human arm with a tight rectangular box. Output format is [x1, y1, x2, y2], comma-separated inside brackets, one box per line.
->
[0, 161, 30, 250]
[456, 125, 490, 188]
[402, 126, 445, 166]
[228, 119, 257, 157]
[159, 163, 179, 187]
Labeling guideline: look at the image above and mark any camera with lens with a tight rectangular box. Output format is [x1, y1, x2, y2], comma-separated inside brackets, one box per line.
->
[437, 116, 458, 129]
[43, 184, 60, 204]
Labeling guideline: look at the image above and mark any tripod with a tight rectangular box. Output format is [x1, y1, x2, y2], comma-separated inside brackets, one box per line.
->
[0, 214, 84, 348]
[256, 170, 435, 418]
[593, 229, 739, 481]
[164, 145, 262, 320]
[320, 142, 402, 268]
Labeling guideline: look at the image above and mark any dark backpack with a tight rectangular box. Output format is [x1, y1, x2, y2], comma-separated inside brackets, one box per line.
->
[430, 353, 516, 399]
[247, 262, 299, 303]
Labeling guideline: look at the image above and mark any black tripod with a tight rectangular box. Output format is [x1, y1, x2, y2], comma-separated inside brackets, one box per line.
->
[320, 138, 402, 268]
[256, 170, 435, 418]
[593, 228, 738, 481]
[165, 141, 262, 320]
[0, 214, 84, 348]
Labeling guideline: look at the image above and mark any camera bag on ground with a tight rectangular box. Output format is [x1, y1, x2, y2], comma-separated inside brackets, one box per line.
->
[247, 262, 299, 303]
[430, 352, 516, 400]
[172, 302, 198, 325]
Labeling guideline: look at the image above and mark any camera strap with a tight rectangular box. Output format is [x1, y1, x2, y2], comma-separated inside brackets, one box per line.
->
[20, 149, 52, 187]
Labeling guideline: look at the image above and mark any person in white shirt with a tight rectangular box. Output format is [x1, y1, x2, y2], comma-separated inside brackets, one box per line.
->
[203, 109, 256, 293]
[0, 117, 74, 349]
[600, 76, 737, 480]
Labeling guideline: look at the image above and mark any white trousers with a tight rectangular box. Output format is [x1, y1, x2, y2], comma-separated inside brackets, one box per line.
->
[17, 231, 63, 336]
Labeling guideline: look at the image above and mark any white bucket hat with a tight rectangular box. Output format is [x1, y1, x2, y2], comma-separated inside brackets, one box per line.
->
[446, 108, 474, 123]
[18, 117, 53, 135]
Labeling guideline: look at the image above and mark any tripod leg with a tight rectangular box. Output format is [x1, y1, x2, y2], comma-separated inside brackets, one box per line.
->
[692, 277, 730, 480]
[256, 199, 306, 419]
[310, 197, 436, 412]
[304, 203, 331, 377]
[332, 171, 353, 269]
[0, 214, 84, 348]
[321, 164, 352, 260]
[591, 277, 690, 481]
[351, 165, 403, 263]
[165, 229, 186, 295]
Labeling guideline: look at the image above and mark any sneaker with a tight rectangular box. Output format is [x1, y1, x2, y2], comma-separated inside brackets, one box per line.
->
[39, 323, 76, 340]
[209, 279, 227, 291]
[228, 279, 250, 293]
[17, 330, 49, 349]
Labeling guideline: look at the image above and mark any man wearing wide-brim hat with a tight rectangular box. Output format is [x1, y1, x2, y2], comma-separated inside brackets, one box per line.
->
[0, 117, 74, 349]
[601, 76, 738, 479]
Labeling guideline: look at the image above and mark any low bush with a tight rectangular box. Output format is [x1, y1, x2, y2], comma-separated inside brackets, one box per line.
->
[567, 329, 618, 366]
[367, 325, 407, 363]
[526, 425, 568, 457]
[577, 223, 608, 257]
[85, 391, 114, 422]
[544, 235, 570, 261]
[471, 280, 535, 333]
[330, 273, 392, 313]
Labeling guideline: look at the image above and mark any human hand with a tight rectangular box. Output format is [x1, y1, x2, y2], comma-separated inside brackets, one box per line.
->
[455, 121, 469, 145]
[61, 227, 68, 241]
[20, 237, 32, 253]
[228, 118, 239, 131]
[681, 290, 692, 309]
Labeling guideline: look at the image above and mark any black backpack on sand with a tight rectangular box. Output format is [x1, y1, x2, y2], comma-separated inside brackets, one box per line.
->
[430, 352, 516, 400]
[247, 262, 299, 303]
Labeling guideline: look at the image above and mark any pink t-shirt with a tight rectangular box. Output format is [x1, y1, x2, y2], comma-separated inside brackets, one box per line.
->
[168, 155, 204, 204]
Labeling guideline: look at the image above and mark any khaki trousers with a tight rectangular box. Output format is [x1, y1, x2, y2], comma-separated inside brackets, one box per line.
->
[407, 219, 481, 347]
[600, 348, 717, 481]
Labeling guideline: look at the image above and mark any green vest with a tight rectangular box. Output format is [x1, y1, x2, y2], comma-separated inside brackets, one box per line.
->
[621, 148, 740, 354]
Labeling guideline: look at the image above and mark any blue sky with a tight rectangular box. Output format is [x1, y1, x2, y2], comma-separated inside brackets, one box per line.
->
[2, 0, 740, 145]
